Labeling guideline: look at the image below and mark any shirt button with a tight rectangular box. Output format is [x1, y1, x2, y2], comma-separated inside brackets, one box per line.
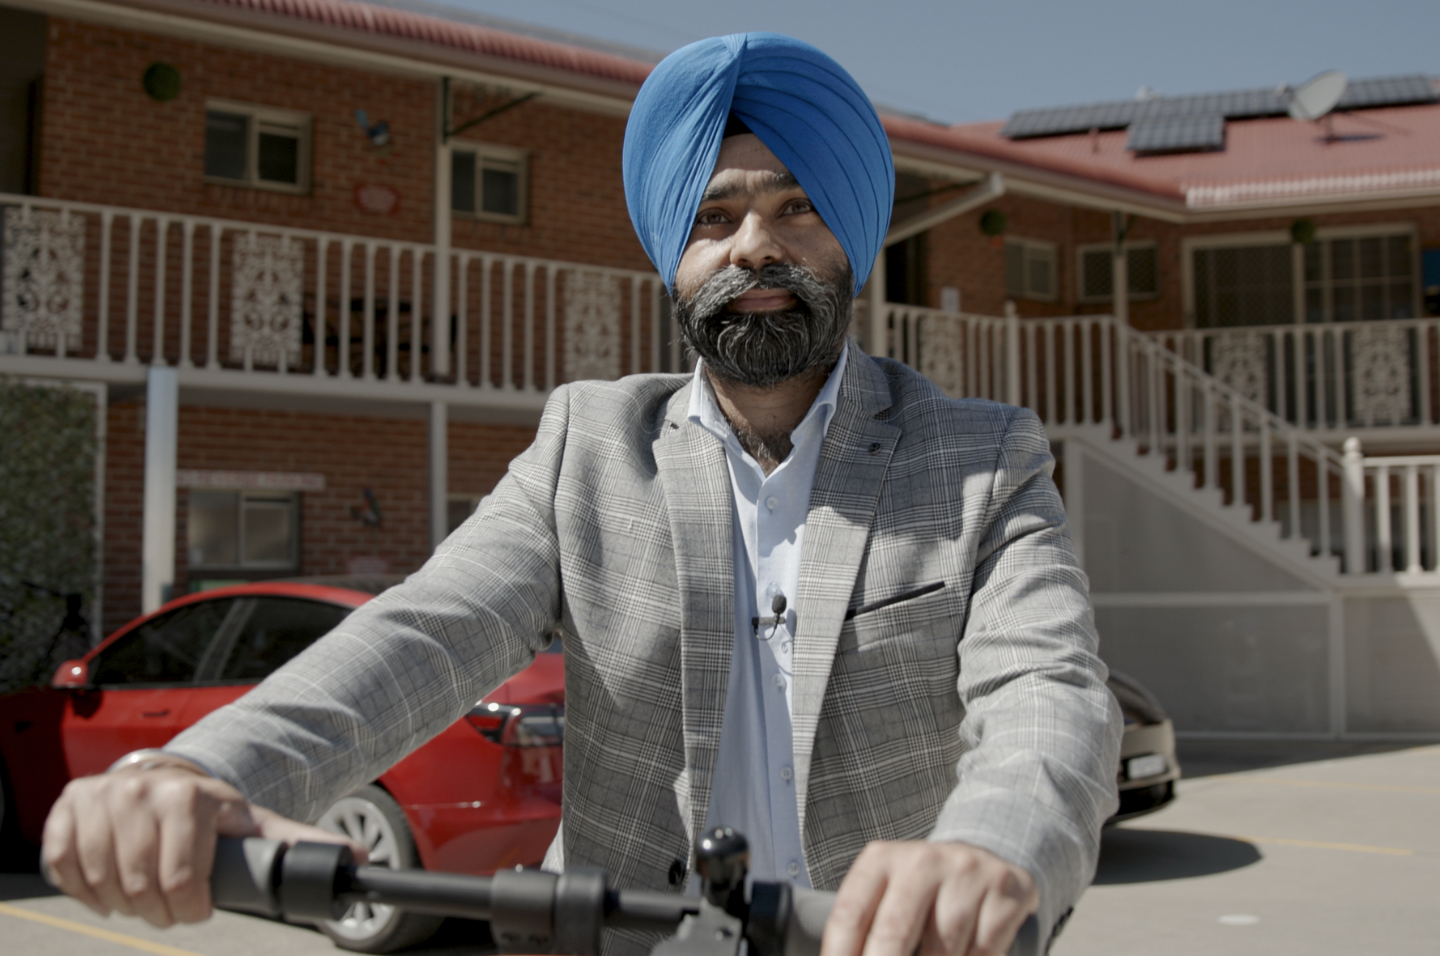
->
[780, 764, 793, 782]
[766, 496, 779, 511]
[787, 861, 802, 878]
[772, 674, 786, 689]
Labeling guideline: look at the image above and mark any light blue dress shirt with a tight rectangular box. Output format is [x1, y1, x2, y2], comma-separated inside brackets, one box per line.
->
[687, 344, 849, 888]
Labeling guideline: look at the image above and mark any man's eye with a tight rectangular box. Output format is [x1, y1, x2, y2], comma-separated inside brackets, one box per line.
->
[784, 199, 815, 215]
[695, 209, 729, 226]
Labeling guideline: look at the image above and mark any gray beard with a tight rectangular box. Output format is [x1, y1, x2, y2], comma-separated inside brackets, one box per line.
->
[672, 262, 853, 389]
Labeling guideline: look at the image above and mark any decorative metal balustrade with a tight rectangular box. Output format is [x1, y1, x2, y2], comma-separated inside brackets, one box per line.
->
[1153, 322, 1440, 432]
[0, 193, 669, 395]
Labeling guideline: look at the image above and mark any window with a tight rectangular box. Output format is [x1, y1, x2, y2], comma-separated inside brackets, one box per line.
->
[451, 144, 528, 223]
[188, 490, 300, 570]
[1188, 227, 1419, 328]
[1004, 237, 1057, 301]
[1304, 233, 1417, 323]
[214, 598, 351, 683]
[204, 102, 311, 192]
[91, 599, 237, 686]
[1077, 243, 1160, 302]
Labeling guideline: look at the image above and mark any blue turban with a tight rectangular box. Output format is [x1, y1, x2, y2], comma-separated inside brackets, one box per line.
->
[623, 33, 894, 297]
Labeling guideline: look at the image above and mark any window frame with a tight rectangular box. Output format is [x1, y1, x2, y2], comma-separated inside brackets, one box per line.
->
[186, 488, 302, 573]
[203, 99, 313, 195]
[1181, 223, 1421, 328]
[1003, 236, 1059, 303]
[1075, 241, 1161, 303]
[450, 142, 530, 225]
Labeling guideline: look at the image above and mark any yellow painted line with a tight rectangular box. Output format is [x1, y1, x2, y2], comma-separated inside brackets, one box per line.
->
[1236, 835, 1414, 856]
[0, 901, 209, 956]
[1216, 775, 1440, 796]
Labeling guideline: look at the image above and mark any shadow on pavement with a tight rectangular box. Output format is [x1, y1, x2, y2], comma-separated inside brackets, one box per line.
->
[1176, 739, 1428, 779]
[1093, 828, 1261, 885]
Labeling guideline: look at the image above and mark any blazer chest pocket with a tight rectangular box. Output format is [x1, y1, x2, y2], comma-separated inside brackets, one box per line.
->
[840, 581, 956, 658]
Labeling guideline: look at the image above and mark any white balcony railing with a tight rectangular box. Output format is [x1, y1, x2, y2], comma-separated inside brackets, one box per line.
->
[1342, 442, 1440, 575]
[1152, 321, 1440, 432]
[876, 302, 1375, 574]
[4, 190, 1432, 577]
[0, 193, 670, 396]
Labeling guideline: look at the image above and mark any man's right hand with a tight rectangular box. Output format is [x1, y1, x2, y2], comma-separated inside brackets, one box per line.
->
[42, 762, 366, 928]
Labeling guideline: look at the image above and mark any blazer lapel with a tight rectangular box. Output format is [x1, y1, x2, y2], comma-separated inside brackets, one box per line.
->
[791, 350, 901, 839]
[654, 383, 736, 847]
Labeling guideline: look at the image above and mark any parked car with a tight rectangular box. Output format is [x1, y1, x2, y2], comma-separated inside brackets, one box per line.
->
[0, 577, 563, 953]
[1108, 669, 1180, 822]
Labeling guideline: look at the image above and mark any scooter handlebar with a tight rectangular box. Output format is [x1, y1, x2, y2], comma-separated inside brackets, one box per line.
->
[209, 837, 833, 956]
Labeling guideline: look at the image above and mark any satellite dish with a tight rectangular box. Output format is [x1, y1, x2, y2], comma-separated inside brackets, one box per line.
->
[1287, 70, 1348, 121]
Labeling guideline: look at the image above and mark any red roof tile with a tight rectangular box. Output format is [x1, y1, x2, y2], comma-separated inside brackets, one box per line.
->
[162, 0, 654, 88]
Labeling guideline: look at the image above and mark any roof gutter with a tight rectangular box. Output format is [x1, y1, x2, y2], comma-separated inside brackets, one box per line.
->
[885, 172, 1005, 247]
[17, 0, 644, 115]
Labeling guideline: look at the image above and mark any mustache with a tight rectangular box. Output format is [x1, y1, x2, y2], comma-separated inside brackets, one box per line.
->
[684, 263, 835, 320]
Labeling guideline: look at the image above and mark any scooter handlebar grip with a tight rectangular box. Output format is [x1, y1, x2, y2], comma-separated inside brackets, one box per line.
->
[211, 837, 285, 917]
[785, 887, 834, 956]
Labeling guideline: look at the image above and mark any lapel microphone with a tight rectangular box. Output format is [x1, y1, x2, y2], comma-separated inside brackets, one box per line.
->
[751, 593, 790, 639]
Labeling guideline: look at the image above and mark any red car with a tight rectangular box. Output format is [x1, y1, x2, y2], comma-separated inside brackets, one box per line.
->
[0, 577, 564, 953]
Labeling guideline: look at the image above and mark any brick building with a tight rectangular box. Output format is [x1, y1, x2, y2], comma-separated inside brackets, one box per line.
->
[6, 0, 1440, 735]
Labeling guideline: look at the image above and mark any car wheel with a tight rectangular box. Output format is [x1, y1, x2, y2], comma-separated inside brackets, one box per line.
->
[315, 785, 443, 953]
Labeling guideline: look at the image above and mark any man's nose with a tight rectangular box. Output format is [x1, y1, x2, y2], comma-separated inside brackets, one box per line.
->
[728, 212, 783, 270]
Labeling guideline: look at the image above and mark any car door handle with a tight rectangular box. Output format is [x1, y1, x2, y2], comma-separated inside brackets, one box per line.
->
[141, 709, 170, 717]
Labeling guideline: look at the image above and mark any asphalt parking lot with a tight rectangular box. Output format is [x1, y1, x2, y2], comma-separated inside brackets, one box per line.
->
[3, 739, 1437, 956]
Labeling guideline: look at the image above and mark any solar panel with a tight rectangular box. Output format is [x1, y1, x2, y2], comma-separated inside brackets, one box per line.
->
[999, 73, 1437, 141]
[1126, 114, 1226, 153]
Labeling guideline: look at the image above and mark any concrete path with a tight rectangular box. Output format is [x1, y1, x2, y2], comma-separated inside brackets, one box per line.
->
[1056, 740, 1440, 956]
[3, 740, 1436, 955]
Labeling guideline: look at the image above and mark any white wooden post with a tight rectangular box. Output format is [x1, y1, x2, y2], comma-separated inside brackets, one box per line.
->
[1342, 437, 1365, 574]
[142, 367, 178, 614]
[1004, 300, 1021, 406]
[430, 400, 449, 551]
[868, 251, 887, 358]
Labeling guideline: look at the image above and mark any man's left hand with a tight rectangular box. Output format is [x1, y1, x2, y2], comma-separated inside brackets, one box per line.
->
[820, 841, 1038, 956]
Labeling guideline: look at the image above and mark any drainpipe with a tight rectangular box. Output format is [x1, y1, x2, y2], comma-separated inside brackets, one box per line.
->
[432, 80, 452, 379]
[430, 401, 449, 551]
[141, 367, 178, 614]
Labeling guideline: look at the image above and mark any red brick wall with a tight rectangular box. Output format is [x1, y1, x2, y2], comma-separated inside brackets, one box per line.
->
[921, 191, 1440, 333]
[39, 18, 652, 272]
[100, 404, 538, 634]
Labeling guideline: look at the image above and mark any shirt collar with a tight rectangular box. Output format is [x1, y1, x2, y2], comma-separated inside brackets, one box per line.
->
[687, 341, 850, 440]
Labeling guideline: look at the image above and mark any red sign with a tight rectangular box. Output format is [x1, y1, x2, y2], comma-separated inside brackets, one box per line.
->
[354, 183, 400, 215]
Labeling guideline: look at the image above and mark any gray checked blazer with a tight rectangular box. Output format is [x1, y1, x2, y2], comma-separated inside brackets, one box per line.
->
[168, 347, 1121, 956]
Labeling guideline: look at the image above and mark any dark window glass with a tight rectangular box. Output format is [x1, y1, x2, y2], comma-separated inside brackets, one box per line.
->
[1127, 245, 1159, 296]
[257, 128, 299, 184]
[204, 112, 248, 180]
[1192, 245, 1293, 328]
[219, 597, 350, 682]
[93, 600, 236, 686]
[242, 497, 294, 565]
[1081, 249, 1112, 299]
[451, 151, 476, 213]
[481, 163, 519, 217]
[189, 490, 238, 566]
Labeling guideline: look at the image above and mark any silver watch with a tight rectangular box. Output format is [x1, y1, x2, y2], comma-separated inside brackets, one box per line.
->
[106, 748, 203, 774]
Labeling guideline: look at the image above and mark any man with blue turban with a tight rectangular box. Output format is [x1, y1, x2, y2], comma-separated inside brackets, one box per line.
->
[45, 33, 1119, 956]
